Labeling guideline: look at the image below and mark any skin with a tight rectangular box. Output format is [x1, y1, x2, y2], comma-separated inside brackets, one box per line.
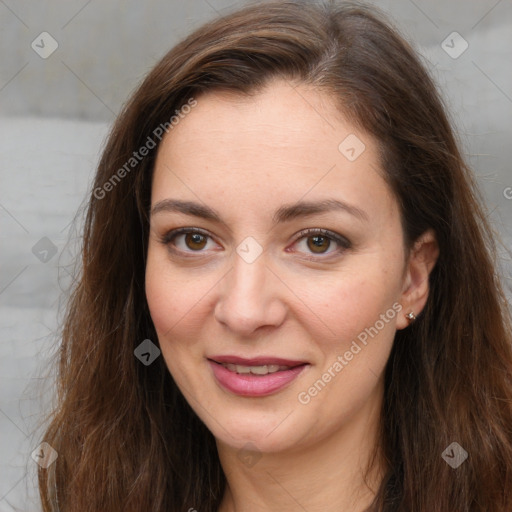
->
[145, 79, 439, 512]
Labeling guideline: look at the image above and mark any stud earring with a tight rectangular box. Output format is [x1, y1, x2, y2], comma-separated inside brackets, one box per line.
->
[406, 311, 416, 323]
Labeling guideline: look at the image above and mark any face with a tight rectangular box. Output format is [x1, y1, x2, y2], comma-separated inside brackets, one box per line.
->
[145, 80, 411, 454]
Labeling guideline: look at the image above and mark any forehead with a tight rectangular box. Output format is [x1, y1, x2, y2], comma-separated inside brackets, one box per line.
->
[159, 81, 351, 167]
[151, 80, 396, 225]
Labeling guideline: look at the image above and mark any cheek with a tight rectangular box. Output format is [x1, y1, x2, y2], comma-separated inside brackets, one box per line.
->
[308, 270, 398, 330]
[295, 273, 399, 420]
[145, 253, 211, 389]
[145, 262, 180, 336]
[301, 260, 402, 369]
[145, 248, 213, 338]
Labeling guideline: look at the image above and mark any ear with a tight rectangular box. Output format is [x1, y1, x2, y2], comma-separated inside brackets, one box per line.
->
[396, 229, 439, 330]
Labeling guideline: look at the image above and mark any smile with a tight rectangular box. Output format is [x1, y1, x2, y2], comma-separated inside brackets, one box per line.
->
[208, 357, 309, 397]
[219, 363, 293, 375]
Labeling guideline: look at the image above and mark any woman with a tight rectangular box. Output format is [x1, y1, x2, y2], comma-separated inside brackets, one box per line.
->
[38, 1, 512, 510]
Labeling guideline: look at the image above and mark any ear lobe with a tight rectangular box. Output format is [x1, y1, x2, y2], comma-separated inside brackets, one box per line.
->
[396, 229, 439, 330]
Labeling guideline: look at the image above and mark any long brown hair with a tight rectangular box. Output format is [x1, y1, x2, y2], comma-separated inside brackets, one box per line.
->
[38, 1, 512, 510]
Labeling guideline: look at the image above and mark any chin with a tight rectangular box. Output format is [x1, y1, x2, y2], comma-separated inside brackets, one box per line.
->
[205, 407, 307, 454]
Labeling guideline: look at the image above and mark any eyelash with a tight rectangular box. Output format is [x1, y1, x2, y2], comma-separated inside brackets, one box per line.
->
[159, 227, 351, 260]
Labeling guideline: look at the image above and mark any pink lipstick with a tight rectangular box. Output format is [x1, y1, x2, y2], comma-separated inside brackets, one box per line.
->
[207, 355, 309, 397]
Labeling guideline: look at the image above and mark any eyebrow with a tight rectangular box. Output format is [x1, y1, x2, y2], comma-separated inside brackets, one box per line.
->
[150, 198, 369, 224]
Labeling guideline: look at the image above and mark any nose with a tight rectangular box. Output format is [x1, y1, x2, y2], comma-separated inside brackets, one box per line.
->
[214, 251, 287, 337]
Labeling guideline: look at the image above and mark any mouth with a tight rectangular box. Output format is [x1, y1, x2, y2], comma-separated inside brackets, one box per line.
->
[208, 355, 307, 374]
[207, 355, 310, 397]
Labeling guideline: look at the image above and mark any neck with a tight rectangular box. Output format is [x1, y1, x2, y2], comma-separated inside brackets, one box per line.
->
[216, 386, 386, 512]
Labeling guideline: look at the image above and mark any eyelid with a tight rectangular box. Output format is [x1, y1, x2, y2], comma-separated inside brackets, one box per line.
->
[159, 226, 351, 258]
[293, 228, 351, 249]
[287, 227, 351, 259]
[159, 227, 221, 256]
[160, 226, 214, 245]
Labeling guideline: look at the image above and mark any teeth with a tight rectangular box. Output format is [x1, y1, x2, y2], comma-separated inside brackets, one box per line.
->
[221, 363, 289, 375]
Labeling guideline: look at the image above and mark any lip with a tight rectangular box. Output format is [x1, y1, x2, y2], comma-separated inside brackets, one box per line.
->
[208, 355, 307, 366]
[207, 358, 309, 397]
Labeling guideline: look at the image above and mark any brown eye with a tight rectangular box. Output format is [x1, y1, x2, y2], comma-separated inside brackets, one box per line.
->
[307, 235, 331, 253]
[185, 232, 207, 251]
[161, 228, 217, 254]
[291, 228, 351, 259]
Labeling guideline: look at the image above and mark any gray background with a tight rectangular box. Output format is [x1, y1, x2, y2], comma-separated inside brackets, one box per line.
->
[1, 0, 511, 509]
